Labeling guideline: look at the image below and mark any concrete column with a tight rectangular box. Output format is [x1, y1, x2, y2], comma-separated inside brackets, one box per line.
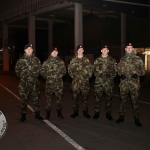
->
[74, 3, 83, 51]
[2, 21, 9, 71]
[149, 0, 150, 19]
[121, 13, 126, 57]
[28, 13, 36, 54]
[48, 20, 53, 54]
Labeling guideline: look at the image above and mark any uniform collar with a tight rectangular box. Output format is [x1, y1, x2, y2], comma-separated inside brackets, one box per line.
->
[125, 51, 134, 57]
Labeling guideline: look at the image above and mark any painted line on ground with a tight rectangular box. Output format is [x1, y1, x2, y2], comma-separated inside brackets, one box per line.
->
[64, 82, 150, 105]
[0, 83, 85, 150]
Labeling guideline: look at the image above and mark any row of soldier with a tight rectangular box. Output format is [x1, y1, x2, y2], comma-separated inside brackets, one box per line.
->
[15, 43, 145, 127]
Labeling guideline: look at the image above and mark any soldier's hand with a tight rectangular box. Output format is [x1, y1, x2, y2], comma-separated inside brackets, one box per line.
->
[120, 74, 126, 80]
[131, 74, 138, 79]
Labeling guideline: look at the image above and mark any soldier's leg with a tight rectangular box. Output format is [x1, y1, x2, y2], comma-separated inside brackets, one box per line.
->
[70, 80, 82, 118]
[72, 82, 80, 112]
[72, 90, 80, 112]
[45, 87, 54, 111]
[30, 82, 40, 112]
[105, 91, 112, 113]
[94, 84, 103, 113]
[105, 87, 113, 120]
[93, 84, 103, 119]
[55, 85, 64, 119]
[30, 82, 43, 120]
[19, 83, 30, 114]
[81, 82, 90, 112]
[81, 83, 91, 118]
[70, 90, 80, 118]
[119, 88, 129, 115]
[55, 84, 63, 110]
[130, 89, 140, 118]
[115, 86, 129, 123]
[44, 86, 54, 120]
[19, 82, 29, 122]
[70, 82, 80, 118]
[130, 89, 142, 127]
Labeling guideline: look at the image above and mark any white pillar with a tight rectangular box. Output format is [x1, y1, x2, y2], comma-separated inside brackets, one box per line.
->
[121, 13, 126, 57]
[48, 20, 53, 54]
[28, 13, 36, 54]
[2, 21, 9, 71]
[74, 3, 83, 51]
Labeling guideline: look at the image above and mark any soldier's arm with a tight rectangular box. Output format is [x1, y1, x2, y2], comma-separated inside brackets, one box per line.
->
[58, 61, 66, 78]
[93, 58, 102, 77]
[32, 58, 41, 77]
[117, 58, 124, 76]
[61, 61, 66, 76]
[111, 59, 117, 79]
[68, 62, 73, 78]
[83, 59, 93, 79]
[15, 59, 29, 79]
[68, 59, 77, 78]
[40, 61, 48, 79]
[15, 60, 21, 78]
[137, 59, 145, 76]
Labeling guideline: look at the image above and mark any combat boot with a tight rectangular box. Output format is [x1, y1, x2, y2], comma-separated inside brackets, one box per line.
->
[45, 110, 50, 120]
[106, 113, 113, 121]
[70, 111, 78, 118]
[19, 113, 26, 122]
[135, 118, 142, 127]
[35, 111, 44, 120]
[83, 111, 91, 118]
[93, 112, 100, 119]
[57, 110, 64, 119]
[115, 115, 124, 123]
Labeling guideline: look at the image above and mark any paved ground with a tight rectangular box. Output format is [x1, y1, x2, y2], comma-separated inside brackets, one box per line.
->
[0, 71, 150, 150]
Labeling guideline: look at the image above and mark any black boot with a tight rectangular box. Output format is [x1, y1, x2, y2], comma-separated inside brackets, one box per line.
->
[45, 110, 50, 120]
[93, 112, 99, 119]
[70, 111, 78, 118]
[83, 111, 91, 118]
[19, 113, 26, 122]
[135, 118, 142, 127]
[115, 115, 124, 123]
[106, 113, 113, 121]
[35, 111, 44, 120]
[57, 110, 64, 119]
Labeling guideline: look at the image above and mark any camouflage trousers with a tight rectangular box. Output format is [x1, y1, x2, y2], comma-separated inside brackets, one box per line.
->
[119, 84, 140, 118]
[45, 81, 63, 111]
[72, 79, 90, 112]
[94, 82, 113, 113]
[19, 79, 40, 113]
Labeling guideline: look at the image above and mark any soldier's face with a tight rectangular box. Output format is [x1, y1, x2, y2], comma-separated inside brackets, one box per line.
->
[101, 48, 109, 57]
[51, 50, 58, 57]
[77, 48, 84, 56]
[125, 46, 134, 53]
[24, 47, 33, 56]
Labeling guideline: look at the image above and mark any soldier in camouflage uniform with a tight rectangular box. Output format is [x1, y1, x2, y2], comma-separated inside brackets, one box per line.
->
[93, 45, 117, 120]
[40, 47, 66, 119]
[15, 44, 44, 122]
[68, 45, 93, 118]
[115, 43, 145, 127]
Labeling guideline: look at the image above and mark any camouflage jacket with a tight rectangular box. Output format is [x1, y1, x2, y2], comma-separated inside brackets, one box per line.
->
[68, 56, 93, 81]
[93, 55, 117, 82]
[15, 53, 41, 81]
[118, 53, 145, 78]
[40, 56, 66, 81]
